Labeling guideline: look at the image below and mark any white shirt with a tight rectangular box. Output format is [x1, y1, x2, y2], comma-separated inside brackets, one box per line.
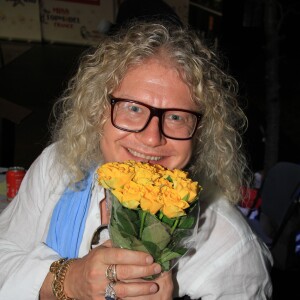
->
[0, 144, 273, 299]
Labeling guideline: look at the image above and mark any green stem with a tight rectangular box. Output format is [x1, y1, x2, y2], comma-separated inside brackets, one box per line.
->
[171, 218, 179, 235]
[139, 211, 147, 239]
[159, 211, 164, 220]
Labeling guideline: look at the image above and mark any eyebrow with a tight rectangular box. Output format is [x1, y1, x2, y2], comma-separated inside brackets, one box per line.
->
[109, 95, 201, 113]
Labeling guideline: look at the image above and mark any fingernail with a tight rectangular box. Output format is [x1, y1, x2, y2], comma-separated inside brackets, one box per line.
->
[146, 255, 153, 264]
[150, 284, 158, 293]
[154, 264, 161, 274]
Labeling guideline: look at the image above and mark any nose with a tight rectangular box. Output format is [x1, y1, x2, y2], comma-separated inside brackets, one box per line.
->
[135, 116, 166, 147]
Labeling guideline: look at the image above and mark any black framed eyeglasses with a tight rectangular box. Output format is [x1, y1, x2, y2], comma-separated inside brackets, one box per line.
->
[109, 95, 202, 140]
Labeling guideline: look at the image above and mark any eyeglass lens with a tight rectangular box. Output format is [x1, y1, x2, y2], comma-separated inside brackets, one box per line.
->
[112, 100, 199, 139]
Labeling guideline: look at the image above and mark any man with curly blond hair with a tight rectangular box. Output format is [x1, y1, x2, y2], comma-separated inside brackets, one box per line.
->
[0, 20, 272, 300]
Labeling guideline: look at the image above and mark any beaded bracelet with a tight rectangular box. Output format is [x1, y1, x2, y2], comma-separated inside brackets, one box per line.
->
[50, 258, 78, 300]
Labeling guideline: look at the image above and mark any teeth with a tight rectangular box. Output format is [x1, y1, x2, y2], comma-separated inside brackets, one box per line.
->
[128, 149, 161, 161]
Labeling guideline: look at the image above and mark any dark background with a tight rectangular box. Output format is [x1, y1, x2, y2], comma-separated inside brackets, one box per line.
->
[191, 0, 300, 172]
[0, 43, 86, 168]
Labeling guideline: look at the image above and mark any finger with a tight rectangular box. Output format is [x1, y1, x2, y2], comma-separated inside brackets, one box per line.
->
[115, 263, 161, 281]
[112, 281, 159, 299]
[90, 246, 161, 281]
[123, 272, 174, 300]
[96, 245, 155, 266]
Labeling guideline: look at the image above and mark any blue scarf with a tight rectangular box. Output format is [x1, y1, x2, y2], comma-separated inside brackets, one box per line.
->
[46, 170, 95, 258]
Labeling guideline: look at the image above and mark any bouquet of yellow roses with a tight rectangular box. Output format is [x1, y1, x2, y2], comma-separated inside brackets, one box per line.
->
[97, 160, 201, 276]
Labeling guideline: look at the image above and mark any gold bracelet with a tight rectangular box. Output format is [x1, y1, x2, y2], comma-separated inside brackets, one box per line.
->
[50, 258, 78, 300]
[50, 258, 68, 275]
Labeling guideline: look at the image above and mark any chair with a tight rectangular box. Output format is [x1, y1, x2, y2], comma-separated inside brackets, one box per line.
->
[247, 162, 300, 270]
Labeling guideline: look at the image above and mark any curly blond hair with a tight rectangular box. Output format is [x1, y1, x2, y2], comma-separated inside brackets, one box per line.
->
[52, 20, 250, 204]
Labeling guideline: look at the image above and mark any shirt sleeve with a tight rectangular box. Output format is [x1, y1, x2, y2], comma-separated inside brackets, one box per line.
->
[0, 145, 64, 300]
[174, 199, 273, 299]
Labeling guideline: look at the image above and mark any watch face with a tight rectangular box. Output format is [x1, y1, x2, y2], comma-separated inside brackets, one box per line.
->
[90, 224, 109, 250]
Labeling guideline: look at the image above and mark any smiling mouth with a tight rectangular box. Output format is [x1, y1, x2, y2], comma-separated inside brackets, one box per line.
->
[127, 148, 162, 161]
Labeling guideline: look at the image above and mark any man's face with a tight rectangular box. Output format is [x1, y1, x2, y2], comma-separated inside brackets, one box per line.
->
[100, 59, 198, 170]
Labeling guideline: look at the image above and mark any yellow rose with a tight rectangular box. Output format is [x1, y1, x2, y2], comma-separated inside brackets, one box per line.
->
[98, 161, 201, 218]
[160, 168, 188, 180]
[140, 185, 163, 215]
[112, 181, 143, 209]
[154, 177, 173, 188]
[160, 186, 190, 218]
[174, 178, 199, 203]
[133, 162, 161, 185]
[153, 163, 166, 172]
[97, 162, 135, 189]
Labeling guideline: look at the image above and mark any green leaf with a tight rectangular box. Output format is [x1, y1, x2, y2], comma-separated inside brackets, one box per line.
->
[110, 194, 139, 237]
[166, 175, 173, 183]
[160, 214, 176, 226]
[156, 247, 185, 272]
[178, 215, 195, 229]
[178, 200, 199, 229]
[114, 209, 138, 236]
[182, 194, 189, 201]
[159, 247, 183, 263]
[167, 229, 190, 251]
[142, 222, 171, 250]
[142, 211, 159, 225]
[110, 224, 133, 249]
[130, 237, 150, 253]
[141, 240, 161, 260]
[160, 260, 170, 271]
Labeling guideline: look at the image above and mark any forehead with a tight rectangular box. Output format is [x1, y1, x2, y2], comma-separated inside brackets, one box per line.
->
[114, 58, 197, 110]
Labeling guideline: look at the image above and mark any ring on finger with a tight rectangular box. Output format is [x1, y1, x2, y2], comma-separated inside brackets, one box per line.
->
[105, 281, 117, 300]
[106, 264, 118, 282]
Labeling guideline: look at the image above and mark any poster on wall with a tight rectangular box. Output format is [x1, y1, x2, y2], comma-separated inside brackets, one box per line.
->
[40, 0, 115, 45]
[0, 0, 41, 42]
